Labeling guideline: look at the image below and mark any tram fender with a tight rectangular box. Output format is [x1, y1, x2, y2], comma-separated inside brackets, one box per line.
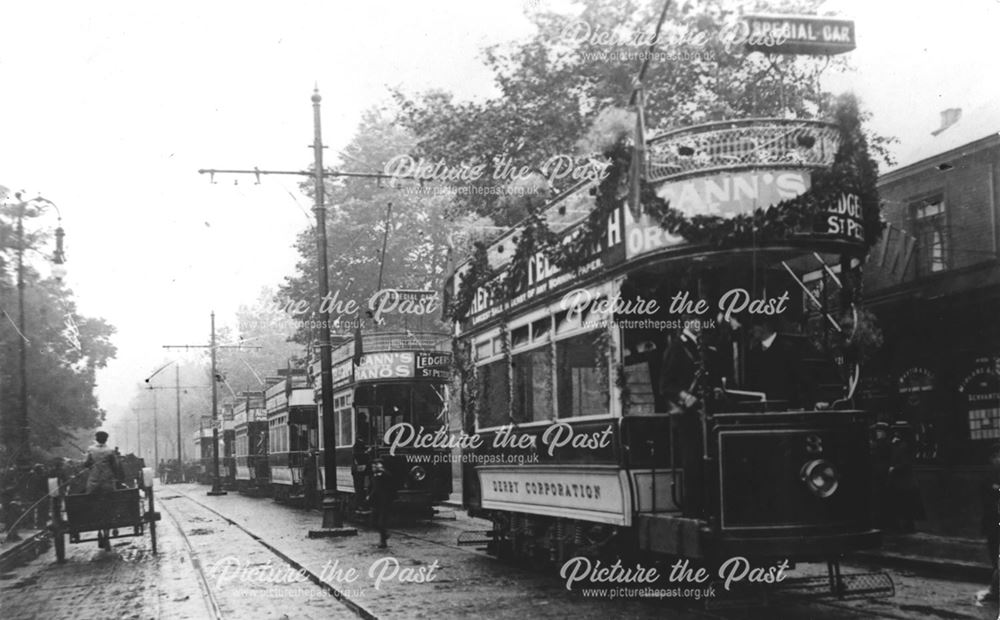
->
[637, 514, 704, 558]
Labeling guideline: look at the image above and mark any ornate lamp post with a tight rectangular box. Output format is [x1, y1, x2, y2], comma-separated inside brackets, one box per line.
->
[9, 193, 65, 465]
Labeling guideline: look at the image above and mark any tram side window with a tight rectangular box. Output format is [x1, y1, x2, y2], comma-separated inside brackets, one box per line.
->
[556, 331, 608, 418]
[477, 359, 510, 429]
[334, 392, 353, 447]
[512, 347, 552, 423]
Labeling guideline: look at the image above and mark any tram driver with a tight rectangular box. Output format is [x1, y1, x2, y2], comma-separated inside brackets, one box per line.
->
[745, 316, 820, 410]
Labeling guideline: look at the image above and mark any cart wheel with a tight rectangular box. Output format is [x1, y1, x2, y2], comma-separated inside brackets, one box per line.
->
[150, 519, 157, 554]
[54, 531, 65, 563]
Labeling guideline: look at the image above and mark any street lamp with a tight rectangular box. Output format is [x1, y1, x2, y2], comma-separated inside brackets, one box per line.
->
[7, 192, 66, 465]
[145, 361, 189, 476]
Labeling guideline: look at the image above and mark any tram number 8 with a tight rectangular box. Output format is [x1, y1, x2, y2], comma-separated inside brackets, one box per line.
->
[805, 434, 824, 455]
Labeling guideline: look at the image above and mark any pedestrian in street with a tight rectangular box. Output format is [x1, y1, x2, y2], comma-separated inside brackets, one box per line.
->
[1, 482, 20, 539]
[28, 464, 50, 528]
[303, 449, 318, 509]
[887, 422, 925, 533]
[370, 458, 396, 548]
[352, 437, 371, 511]
[976, 443, 1000, 604]
[870, 421, 892, 529]
[84, 431, 121, 494]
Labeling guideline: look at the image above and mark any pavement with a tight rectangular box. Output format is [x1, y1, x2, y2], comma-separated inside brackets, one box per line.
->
[0, 528, 48, 573]
[855, 532, 992, 583]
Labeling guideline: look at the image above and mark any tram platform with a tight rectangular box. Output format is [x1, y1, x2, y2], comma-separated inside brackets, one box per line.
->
[855, 532, 991, 582]
[435, 497, 991, 582]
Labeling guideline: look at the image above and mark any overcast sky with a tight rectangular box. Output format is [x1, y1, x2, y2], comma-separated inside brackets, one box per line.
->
[1, 0, 998, 430]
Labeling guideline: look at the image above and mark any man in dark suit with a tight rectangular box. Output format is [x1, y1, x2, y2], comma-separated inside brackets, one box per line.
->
[745, 317, 815, 409]
[659, 322, 702, 413]
[657, 318, 714, 517]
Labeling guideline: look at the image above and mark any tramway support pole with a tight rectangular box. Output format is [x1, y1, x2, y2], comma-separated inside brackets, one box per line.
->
[162, 314, 260, 497]
[208, 312, 223, 495]
[306, 88, 356, 538]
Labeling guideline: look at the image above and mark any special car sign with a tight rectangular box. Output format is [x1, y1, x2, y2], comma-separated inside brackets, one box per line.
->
[743, 14, 856, 56]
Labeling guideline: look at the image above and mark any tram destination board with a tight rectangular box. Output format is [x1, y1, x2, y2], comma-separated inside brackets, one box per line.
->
[743, 14, 856, 56]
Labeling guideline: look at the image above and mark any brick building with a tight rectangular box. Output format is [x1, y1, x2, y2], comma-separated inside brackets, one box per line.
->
[863, 103, 1000, 537]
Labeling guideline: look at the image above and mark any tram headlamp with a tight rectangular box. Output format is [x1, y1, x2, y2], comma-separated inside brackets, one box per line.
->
[409, 465, 427, 482]
[799, 459, 839, 499]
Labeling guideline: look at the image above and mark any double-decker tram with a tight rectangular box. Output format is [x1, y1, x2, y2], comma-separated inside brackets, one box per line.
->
[266, 371, 320, 504]
[450, 113, 891, 597]
[233, 390, 269, 495]
[192, 423, 216, 485]
[319, 330, 453, 515]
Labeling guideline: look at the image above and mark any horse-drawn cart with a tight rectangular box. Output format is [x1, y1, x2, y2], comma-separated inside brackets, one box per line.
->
[48, 467, 161, 562]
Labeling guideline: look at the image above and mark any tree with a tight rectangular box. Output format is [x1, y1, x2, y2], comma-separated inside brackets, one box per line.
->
[392, 0, 890, 225]
[0, 196, 117, 456]
[279, 107, 455, 343]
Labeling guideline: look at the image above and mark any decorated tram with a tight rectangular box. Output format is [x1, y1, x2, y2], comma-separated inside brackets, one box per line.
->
[448, 98, 890, 596]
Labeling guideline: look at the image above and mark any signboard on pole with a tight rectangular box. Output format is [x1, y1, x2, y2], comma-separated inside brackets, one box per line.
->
[743, 14, 856, 56]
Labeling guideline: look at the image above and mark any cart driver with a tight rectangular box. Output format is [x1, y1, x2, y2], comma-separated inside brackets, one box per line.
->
[84, 431, 120, 494]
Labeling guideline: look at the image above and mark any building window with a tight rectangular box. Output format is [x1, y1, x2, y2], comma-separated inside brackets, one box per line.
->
[913, 197, 947, 275]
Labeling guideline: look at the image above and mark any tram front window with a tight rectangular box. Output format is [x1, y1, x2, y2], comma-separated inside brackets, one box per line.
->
[355, 383, 447, 446]
[617, 254, 844, 412]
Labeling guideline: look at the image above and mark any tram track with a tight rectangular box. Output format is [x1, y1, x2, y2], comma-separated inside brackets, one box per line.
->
[159, 484, 907, 620]
[159, 485, 376, 620]
[158, 495, 226, 620]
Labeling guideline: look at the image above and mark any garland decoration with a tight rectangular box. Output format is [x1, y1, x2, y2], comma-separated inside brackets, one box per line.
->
[449, 241, 493, 321]
[451, 336, 477, 432]
[447, 94, 883, 323]
[644, 95, 884, 250]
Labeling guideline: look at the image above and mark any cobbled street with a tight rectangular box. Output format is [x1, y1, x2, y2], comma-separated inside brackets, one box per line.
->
[3, 483, 995, 619]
